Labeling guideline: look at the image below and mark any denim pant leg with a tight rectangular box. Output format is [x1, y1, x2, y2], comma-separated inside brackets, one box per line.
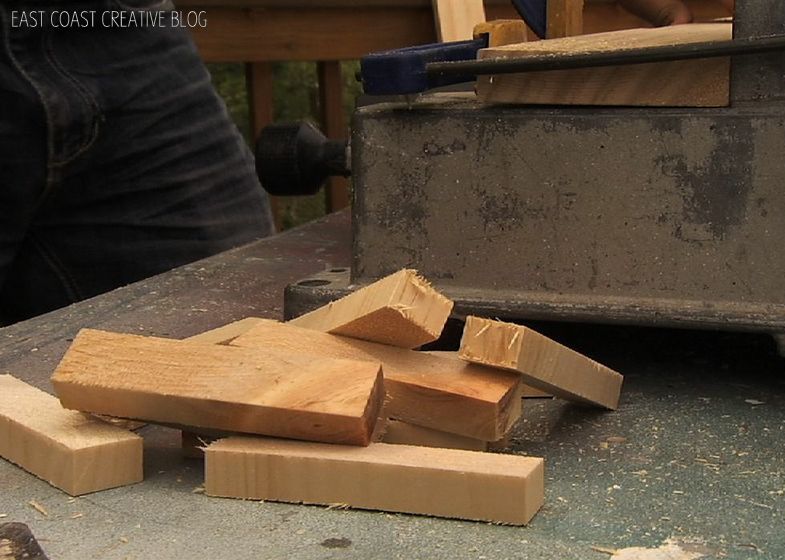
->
[0, 4, 274, 323]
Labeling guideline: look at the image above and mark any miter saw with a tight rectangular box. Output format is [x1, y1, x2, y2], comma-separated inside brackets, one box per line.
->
[256, 1, 785, 351]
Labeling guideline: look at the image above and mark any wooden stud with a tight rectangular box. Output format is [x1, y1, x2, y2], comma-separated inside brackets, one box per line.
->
[0, 375, 142, 496]
[547, 0, 584, 38]
[52, 329, 384, 446]
[288, 269, 454, 349]
[459, 316, 623, 410]
[205, 437, 544, 525]
[431, 0, 486, 42]
[477, 23, 731, 107]
[232, 319, 521, 441]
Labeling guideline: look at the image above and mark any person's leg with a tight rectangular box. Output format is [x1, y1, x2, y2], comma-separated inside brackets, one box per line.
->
[0, 3, 274, 322]
[0, 9, 51, 324]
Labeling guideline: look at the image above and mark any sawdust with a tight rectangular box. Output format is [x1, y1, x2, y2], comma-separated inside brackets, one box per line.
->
[599, 540, 709, 560]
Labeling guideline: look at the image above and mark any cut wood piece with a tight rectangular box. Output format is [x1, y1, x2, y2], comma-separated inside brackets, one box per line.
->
[288, 269, 454, 349]
[426, 350, 551, 398]
[477, 23, 731, 107]
[52, 329, 383, 446]
[459, 317, 623, 410]
[474, 19, 529, 47]
[432, 0, 485, 42]
[547, 0, 584, 38]
[205, 437, 544, 525]
[382, 419, 488, 451]
[185, 317, 265, 344]
[0, 375, 142, 496]
[231, 319, 521, 441]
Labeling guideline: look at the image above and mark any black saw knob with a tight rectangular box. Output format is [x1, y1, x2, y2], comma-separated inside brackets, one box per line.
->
[255, 121, 350, 197]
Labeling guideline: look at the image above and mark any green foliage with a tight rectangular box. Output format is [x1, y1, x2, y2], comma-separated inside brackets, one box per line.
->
[207, 61, 362, 230]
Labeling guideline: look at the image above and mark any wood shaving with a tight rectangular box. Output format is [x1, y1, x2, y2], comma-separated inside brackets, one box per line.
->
[28, 500, 48, 516]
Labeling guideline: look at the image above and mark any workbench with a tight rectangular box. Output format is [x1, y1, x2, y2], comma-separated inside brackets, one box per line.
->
[0, 210, 782, 559]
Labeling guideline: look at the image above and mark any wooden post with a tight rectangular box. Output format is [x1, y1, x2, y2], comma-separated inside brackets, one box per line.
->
[317, 61, 350, 212]
[246, 62, 283, 231]
[546, 0, 584, 38]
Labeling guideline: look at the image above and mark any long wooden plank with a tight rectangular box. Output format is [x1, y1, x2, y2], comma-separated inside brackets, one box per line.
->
[205, 437, 544, 525]
[431, 0, 486, 42]
[0, 375, 142, 496]
[51, 329, 384, 446]
[231, 319, 521, 440]
[288, 269, 454, 349]
[459, 316, 623, 410]
[477, 23, 731, 107]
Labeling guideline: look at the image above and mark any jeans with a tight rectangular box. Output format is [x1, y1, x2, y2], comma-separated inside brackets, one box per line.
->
[0, 0, 274, 324]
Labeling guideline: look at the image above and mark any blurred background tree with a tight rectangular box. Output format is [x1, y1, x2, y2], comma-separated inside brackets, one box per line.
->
[208, 62, 362, 230]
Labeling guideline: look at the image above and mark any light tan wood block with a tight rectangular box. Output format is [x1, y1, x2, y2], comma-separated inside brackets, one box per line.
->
[381, 419, 488, 451]
[205, 437, 544, 525]
[0, 375, 142, 496]
[52, 329, 384, 446]
[288, 269, 454, 349]
[185, 317, 266, 344]
[477, 23, 731, 107]
[432, 0, 486, 42]
[459, 317, 623, 410]
[231, 319, 521, 441]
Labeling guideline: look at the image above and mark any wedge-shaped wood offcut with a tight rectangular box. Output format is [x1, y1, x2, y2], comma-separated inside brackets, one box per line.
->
[231, 319, 521, 441]
[288, 269, 454, 349]
[52, 329, 383, 446]
[459, 317, 623, 410]
[381, 419, 488, 451]
[205, 437, 544, 525]
[477, 23, 731, 107]
[185, 317, 265, 345]
[0, 375, 142, 496]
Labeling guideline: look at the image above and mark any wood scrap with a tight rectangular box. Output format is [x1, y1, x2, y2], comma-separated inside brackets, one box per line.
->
[381, 419, 488, 451]
[477, 23, 731, 107]
[0, 375, 142, 496]
[205, 437, 544, 525]
[231, 319, 521, 441]
[184, 317, 265, 345]
[51, 329, 384, 446]
[426, 350, 551, 398]
[459, 316, 623, 410]
[288, 269, 454, 349]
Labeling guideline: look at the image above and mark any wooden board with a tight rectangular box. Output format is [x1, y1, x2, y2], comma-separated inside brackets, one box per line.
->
[459, 316, 623, 410]
[431, 0, 485, 42]
[205, 437, 544, 525]
[185, 317, 265, 344]
[381, 419, 488, 451]
[426, 350, 551, 398]
[288, 269, 454, 349]
[51, 329, 384, 446]
[477, 23, 731, 107]
[231, 319, 521, 440]
[0, 375, 142, 496]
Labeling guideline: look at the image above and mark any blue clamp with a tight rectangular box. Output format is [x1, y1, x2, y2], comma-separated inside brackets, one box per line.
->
[360, 36, 488, 96]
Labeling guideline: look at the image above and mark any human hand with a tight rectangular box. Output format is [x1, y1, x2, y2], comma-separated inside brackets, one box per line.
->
[618, 0, 734, 27]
